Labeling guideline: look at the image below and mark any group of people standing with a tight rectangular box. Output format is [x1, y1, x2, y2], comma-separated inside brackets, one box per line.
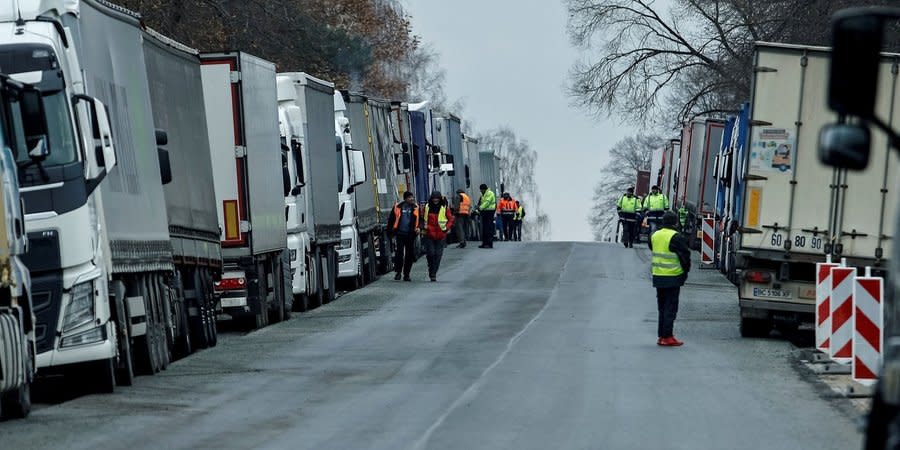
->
[385, 184, 525, 281]
[616, 185, 670, 248]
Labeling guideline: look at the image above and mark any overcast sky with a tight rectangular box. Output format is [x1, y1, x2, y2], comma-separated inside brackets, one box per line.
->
[404, 1, 636, 242]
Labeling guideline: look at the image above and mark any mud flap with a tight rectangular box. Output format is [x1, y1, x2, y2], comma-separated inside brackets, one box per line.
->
[126, 296, 147, 337]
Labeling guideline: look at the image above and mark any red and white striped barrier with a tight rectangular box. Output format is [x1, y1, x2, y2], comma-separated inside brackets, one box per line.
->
[830, 265, 856, 364]
[701, 216, 714, 265]
[853, 268, 884, 385]
[815, 257, 840, 352]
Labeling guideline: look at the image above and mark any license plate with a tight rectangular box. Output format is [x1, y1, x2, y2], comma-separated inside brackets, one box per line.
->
[753, 288, 793, 299]
[220, 297, 247, 308]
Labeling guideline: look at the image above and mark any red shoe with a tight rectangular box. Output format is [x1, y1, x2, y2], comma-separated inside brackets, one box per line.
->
[660, 336, 684, 347]
[657, 338, 665, 346]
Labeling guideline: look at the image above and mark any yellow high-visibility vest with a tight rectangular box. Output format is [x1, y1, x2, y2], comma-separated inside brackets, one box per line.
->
[651, 228, 684, 277]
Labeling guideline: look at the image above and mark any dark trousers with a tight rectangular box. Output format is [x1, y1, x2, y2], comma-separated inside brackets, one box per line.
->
[480, 210, 495, 247]
[656, 287, 681, 338]
[513, 220, 522, 241]
[394, 234, 416, 275]
[423, 238, 445, 275]
[619, 212, 637, 246]
[455, 214, 470, 246]
[501, 213, 514, 240]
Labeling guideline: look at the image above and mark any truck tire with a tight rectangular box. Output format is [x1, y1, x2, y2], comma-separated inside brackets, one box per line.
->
[206, 302, 218, 347]
[740, 317, 771, 338]
[367, 233, 378, 283]
[1, 348, 32, 419]
[1, 381, 31, 419]
[293, 293, 309, 313]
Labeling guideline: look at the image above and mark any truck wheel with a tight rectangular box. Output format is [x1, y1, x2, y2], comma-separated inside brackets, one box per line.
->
[309, 249, 324, 309]
[1, 352, 32, 419]
[740, 317, 771, 338]
[174, 299, 193, 359]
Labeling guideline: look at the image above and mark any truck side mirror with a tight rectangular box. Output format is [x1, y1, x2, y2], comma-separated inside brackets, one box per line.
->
[74, 94, 117, 192]
[819, 123, 871, 170]
[829, 13, 884, 118]
[157, 148, 173, 185]
[350, 149, 366, 186]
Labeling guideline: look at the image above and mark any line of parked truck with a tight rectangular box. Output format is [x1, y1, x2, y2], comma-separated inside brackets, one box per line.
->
[0, 0, 505, 419]
[649, 41, 899, 338]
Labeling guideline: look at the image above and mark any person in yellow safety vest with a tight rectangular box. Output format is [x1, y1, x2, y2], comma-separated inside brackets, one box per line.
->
[454, 189, 472, 248]
[617, 187, 641, 248]
[651, 211, 691, 347]
[478, 184, 497, 249]
[513, 202, 526, 241]
[422, 191, 455, 282]
[642, 185, 670, 242]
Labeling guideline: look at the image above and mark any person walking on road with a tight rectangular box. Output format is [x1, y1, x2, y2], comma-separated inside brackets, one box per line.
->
[513, 201, 525, 241]
[454, 189, 472, 248]
[617, 187, 641, 248]
[651, 211, 691, 347]
[478, 184, 497, 248]
[497, 193, 517, 241]
[387, 192, 419, 281]
[422, 191, 455, 282]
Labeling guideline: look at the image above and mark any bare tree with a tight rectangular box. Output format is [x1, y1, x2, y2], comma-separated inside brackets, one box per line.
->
[566, 0, 900, 126]
[588, 135, 660, 241]
[481, 127, 551, 241]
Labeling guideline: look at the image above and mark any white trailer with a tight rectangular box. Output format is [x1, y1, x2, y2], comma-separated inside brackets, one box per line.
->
[736, 42, 900, 336]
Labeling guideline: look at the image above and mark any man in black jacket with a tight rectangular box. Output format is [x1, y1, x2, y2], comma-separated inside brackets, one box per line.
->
[650, 211, 692, 346]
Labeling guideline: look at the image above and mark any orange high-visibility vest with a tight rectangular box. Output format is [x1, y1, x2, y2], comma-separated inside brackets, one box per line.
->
[391, 203, 419, 232]
[458, 193, 471, 215]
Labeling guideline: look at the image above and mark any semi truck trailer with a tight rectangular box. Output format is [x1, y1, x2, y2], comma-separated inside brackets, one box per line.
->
[201, 52, 290, 329]
[143, 28, 221, 353]
[736, 42, 899, 337]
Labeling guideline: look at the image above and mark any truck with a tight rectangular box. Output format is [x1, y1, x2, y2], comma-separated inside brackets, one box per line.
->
[635, 170, 651, 198]
[341, 91, 383, 284]
[0, 75, 44, 419]
[659, 139, 681, 204]
[817, 7, 900, 445]
[334, 92, 368, 289]
[201, 52, 290, 329]
[276, 73, 340, 307]
[142, 28, 221, 352]
[675, 119, 725, 248]
[409, 107, 432, 204]
[0, 0, 201, 392]
[462, 134, 483, 239]
[735, 42, 899, 337]
[434, 113, 465, 197]
[392, 102, 418, 201]
[713, 103, 750, 283]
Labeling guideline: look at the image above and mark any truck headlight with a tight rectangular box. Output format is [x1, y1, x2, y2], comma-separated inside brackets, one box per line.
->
[62, 282, 95, 332]
[339, 238, 352, 250]
[338, 254, 351, 263]
[60, 325, 106, 348]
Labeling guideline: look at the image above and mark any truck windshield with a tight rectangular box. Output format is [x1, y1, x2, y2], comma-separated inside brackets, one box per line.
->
[0, 44, 78, 166]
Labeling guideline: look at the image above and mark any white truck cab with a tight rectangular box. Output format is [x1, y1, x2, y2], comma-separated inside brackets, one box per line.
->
[335, 92, 366, 289]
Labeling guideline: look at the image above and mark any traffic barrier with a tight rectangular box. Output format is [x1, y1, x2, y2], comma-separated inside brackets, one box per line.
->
[830, 265, 856, 364]
[701, 216, 714, 266]
[815, 256, 840, 352]
[853, 268, 884, 385]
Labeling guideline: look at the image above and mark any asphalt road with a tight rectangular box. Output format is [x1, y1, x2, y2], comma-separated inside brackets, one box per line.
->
[0, 242, 862, 449]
